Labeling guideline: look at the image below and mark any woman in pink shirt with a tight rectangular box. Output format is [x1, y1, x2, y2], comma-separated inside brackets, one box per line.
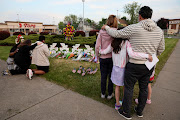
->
[95, 15, 117, 99]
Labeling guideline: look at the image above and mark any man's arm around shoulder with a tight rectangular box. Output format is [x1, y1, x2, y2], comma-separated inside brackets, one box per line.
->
[102, 25, 134, 39]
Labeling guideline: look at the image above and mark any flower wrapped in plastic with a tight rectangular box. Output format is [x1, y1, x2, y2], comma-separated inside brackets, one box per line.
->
[63, 23, 75, 41]
[15, 34, 25, 44]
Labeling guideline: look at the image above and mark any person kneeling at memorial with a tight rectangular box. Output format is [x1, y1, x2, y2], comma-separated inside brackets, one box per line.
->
[26, 35, 50, 80]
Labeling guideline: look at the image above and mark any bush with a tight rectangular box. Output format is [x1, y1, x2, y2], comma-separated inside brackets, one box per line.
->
[75, 31, 85, 37]
[51, 33, 57, 35]
[0, 31, 10, 40]
[0, 34, 97, 47]
[40, 32, 49, 35]
[89, 30, 99, 36]
[28, 31, 37, 35]
[13, 32, 25, 35]
[52, 35, 64, 39]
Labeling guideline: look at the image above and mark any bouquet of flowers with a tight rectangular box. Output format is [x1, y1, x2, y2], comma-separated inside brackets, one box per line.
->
[15, 34, 24, 44]
[63, 23, 75, 41]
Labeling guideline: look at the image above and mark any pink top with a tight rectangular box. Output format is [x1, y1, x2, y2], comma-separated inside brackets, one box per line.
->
[100, 41, 149, 68]
[95, 28, 117, 59]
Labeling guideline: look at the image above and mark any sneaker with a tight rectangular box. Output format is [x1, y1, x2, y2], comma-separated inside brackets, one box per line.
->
[26, 69, 33, 80]
[2, 70, 11, 76]
[134, 107, 143, 118]
[117, 109, 132, 120]
[101, 93, 105, 99]
[146, 99, 151, 104]
[107, 93, 114, 100]
[135, 98, 138, 104]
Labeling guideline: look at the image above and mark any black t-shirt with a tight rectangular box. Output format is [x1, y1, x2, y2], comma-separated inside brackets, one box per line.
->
[14, 43, 37, 68]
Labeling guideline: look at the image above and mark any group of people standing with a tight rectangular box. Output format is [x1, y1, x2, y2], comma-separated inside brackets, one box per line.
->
[95, 6, 165, 119]
[6, 35, 50, 80]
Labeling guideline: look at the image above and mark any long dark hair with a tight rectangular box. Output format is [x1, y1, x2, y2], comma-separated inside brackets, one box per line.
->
[111, 27, 128, 53]
[18, 39, 31, 48]
[111, 38, 128, 53]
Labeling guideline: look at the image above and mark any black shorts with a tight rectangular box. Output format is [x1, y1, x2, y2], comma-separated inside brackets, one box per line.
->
[36, 65, 49, 73]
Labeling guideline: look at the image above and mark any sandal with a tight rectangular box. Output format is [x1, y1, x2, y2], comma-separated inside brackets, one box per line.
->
[115, 104, 121, 110]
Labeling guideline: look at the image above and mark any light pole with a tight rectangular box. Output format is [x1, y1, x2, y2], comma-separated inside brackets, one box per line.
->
[17, 14, 20, 32]
[82, 0, 85, 31]
[117, 10, 118, 18]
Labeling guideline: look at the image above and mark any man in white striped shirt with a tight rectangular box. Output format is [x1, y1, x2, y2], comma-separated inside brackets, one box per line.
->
[102, 6, 165, 119]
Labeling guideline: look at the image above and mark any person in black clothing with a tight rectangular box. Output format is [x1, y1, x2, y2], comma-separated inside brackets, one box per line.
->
[2, 42, 20, 75]
[13, 40, 42, 74]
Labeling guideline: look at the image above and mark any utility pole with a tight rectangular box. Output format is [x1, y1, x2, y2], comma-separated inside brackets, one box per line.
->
[17, 14, 20, 32]
[82, 0, 85, 31]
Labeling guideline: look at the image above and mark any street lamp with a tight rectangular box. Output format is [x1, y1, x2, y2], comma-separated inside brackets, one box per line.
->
[117, 10, 118, 18]
[17, 14, 20, 32]
[82, 0, 85, 31]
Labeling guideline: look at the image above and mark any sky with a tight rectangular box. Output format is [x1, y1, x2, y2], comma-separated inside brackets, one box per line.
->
[0, 0, 180, 25]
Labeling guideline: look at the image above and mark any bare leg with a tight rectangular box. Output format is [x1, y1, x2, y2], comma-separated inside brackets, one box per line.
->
[32, 69, 45, 75]
[147, 83, 152, 100]
[115, 86, 120, 105]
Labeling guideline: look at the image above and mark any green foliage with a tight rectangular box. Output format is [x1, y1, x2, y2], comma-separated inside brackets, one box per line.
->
[96, 18, 107, 30]
[64, 14, 79, 29]
[0, 31, 10, 40]
[58, 21, 66, 30]
[124, 2, 141, 24]
[0, 34, 96, 47]
[157, 18, 169, 29]
[85, 18, 97, 29]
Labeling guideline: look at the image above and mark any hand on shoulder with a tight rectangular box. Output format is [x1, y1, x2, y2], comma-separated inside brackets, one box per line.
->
[37, 41, 43, 45]
[101, 25, 107, 30]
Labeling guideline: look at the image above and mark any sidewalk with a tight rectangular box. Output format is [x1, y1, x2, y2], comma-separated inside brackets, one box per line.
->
[0, 40, 180, 120]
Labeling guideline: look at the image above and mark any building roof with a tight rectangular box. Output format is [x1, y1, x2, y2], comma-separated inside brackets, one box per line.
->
[5, 21, 43, 24]
[43, 25, 57, 26]
[0, 23, 7, 25]
[169, 19, 180, 21]
[118, 19, 128, 25]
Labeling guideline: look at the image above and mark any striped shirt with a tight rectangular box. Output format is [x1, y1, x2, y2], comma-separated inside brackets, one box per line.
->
[100, 41, 149, 68]
[105, 19, 165, 64]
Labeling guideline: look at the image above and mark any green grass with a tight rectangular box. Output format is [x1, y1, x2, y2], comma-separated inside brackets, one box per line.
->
[0, 46, 12, 61]
[0, 38, 179, 109]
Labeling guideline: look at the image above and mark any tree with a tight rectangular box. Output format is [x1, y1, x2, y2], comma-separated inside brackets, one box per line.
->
[58, 21, 66, 30]
[157, 18, 169, 29]
[64, 14, 78, 29]
[123, 2, 141, 24]
[96, 18, 107, 30]
[85, 18, 97, 29]
[121, 16, 127, 21]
